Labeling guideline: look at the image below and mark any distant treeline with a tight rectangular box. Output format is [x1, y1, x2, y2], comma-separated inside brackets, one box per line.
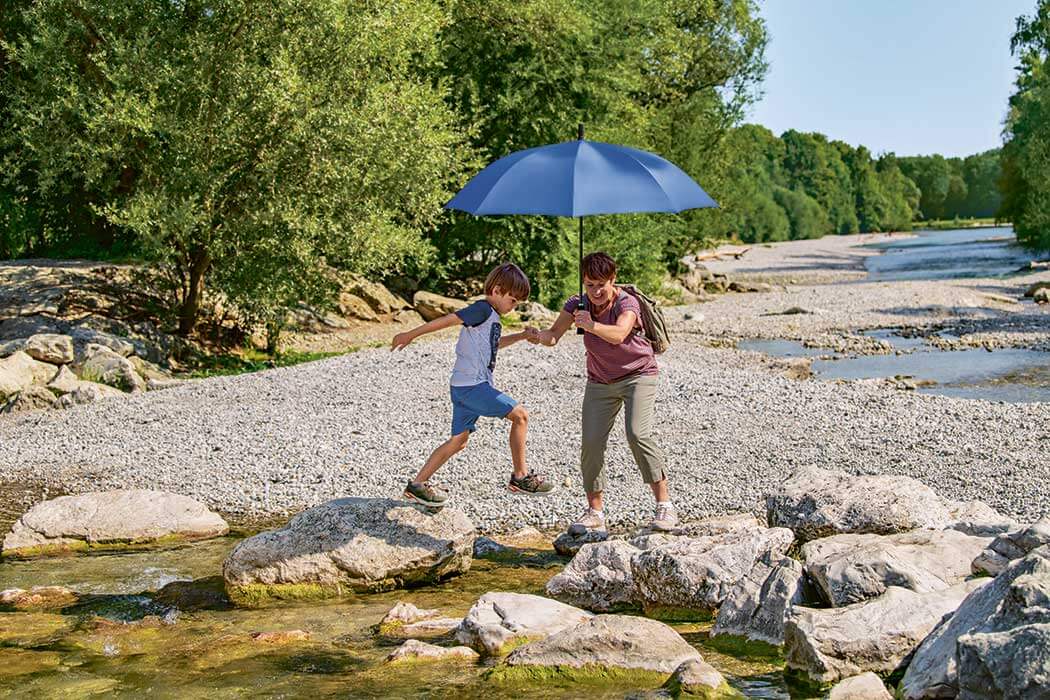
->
[0, 0, 1041, 342]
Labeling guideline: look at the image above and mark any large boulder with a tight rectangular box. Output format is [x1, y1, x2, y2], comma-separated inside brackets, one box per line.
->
[0, 350, 58, 400]
[413, 291, 468, 322]
[500, 614, 702, 679]
[0, 385, 60, 414]
[337, 292, 378, 322]
[632, 526, 794, 619]
[767, 467, 955, 543]
[900, 546, 1050, 699]
[803, 529, 991, 607]
[456, 592, 591, 656]
[345, 275, 410, 314]
[2, 490, 229, 558]
[223, 498, 473, 605]
[972, 518, 1050, 576]
[545, 540, 641, 612]
[24, 334, 74, 365]
[784, 580, 988, 684]
[711, 552, 808, 645]
[78, 347, 145, 392]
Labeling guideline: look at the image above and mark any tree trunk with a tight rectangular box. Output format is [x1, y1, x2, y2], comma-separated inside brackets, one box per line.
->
[177, 248, 210, 336]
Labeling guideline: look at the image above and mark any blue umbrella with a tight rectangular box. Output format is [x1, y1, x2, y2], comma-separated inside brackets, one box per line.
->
[445, 125, 717, 320]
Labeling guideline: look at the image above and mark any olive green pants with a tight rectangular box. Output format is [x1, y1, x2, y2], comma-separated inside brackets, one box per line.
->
[581, 374, 667, 493]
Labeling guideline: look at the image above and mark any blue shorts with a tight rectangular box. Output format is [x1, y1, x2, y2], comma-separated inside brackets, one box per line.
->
[450, 382, 518, 436]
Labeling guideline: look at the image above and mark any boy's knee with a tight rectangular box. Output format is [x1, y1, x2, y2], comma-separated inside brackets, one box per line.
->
[450, 432, 470, 451]
[507, 406, 528, 424]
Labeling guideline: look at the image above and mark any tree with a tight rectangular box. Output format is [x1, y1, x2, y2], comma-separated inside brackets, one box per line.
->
[780, 130, 857, 234]
[1000, 0, 1050, 249]
[3, 0, 469, 336]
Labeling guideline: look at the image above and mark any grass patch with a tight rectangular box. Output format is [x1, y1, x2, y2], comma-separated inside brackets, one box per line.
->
[914, 217, 1006, 230]
[641, 602, 714, 623]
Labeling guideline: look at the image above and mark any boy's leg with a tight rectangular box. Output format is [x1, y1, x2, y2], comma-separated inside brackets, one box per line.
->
[505, 404, 529, 478]
[412, 431, 470, 485]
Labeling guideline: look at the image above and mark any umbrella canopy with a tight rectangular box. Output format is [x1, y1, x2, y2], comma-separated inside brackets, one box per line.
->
[444, 138, 717, 217]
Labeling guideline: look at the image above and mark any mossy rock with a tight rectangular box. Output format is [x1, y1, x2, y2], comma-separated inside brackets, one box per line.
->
[1, 533, 199, 560]
[485, 662, 671, 687]
[225, 582, 352, 608]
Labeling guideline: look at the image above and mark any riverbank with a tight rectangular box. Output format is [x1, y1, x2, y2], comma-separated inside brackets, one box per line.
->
[1, 232, 1048, 533]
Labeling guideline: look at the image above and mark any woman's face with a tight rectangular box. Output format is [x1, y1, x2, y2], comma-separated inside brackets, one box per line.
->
[583, 275, 616, 307]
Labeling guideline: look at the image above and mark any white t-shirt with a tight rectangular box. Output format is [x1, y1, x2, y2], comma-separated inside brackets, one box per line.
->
[449, 300, 501, 387]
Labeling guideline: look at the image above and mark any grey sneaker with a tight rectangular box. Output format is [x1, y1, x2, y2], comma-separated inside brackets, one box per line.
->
[568, 507, 606, 536]
[649, 503, 678, 532]
[508, 471, 555, 496]
[404, 480, 448, 507]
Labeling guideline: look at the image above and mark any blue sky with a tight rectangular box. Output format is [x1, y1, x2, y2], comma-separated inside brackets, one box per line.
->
[749, 0, 1035, 157]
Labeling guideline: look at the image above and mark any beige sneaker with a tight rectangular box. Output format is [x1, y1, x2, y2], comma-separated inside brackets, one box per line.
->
[650, 503, 678, 532]
[568, 507, 606, 536]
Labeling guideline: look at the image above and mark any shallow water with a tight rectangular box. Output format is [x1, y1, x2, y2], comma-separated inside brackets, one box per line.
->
[862, 226, 1046, 280]
[742, 333, 1050, 403]
[0, 539, 823, 699]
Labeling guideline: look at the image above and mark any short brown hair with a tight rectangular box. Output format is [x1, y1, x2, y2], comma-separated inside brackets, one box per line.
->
[582, 252, 617, 282]
[484, 262, 530, 299]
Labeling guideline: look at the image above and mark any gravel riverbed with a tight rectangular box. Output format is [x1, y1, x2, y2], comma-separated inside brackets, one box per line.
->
[1, 234, 1049, 533]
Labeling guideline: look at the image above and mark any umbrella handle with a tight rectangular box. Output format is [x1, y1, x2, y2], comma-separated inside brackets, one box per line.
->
[576, 299, 586, 335]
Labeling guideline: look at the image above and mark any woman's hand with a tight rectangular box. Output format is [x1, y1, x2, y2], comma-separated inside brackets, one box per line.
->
[524, 326, 542, 343]
[573, 310, 595, 332]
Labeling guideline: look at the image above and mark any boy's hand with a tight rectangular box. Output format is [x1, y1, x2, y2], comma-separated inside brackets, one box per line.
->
[391, 332, 414, 351]
[524, 326, 541, 344]
[573, 310, 595, 332]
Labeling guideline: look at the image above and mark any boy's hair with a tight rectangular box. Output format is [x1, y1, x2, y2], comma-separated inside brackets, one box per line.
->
[582, 252, 617, 282]
[484, 262, 530, 299]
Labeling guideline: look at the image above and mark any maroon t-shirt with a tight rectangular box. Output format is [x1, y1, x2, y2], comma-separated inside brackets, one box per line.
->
[563, 291, 658, 384]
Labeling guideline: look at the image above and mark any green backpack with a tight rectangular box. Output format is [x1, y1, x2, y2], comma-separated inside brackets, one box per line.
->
[614, 284, 671, 354]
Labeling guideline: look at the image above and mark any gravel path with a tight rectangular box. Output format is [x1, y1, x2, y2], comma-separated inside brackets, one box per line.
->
[2, 234, 1048, 533]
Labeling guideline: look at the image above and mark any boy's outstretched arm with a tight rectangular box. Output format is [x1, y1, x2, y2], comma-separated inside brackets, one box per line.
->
[530, 311, 574, 347]
[391, 313, 462, 351]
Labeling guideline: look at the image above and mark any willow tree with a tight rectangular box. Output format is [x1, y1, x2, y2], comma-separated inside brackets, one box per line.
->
[3, 0, 469, 336]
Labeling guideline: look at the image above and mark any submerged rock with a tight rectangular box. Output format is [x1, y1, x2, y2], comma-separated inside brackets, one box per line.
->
[386, 639, 478, 663]
[663, 658, 739, 698]
[0, 586, 78, 611]
[223, 497, 473, 605]
[455, 592, 591, 656]
[2, 490, 229, 558]
[500, 614, 701, 679]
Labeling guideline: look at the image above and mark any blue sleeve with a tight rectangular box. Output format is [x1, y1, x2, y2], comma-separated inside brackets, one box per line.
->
[455, 300, 493, 327]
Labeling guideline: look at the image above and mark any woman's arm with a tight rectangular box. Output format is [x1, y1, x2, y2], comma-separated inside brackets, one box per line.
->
[391, 313, 462, 350]
[531, 311, 575, 347]
[573, 309, 637, 345]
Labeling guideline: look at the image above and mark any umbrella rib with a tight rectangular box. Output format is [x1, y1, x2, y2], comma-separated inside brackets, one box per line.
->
[617, 150, 677, 212]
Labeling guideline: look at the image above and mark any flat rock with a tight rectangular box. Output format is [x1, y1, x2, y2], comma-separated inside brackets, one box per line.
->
[803, 529, 991, 607]
[784, 580, 988, 684]
[386, 639, 478, 663]
[712, 552, 807, 645]
[503, 614, 701, 675]
[900, 545, 1050, 699]
[545, 540, 641, 612]
[382, 601, 440, 627]
[455, 592, 592, 656]
[554, 528, 609, 556]
[223, 498, 473, 602]
[766, 467, 956, 543]
[632, 526, 794, 618]
[2, 490, 229, 557]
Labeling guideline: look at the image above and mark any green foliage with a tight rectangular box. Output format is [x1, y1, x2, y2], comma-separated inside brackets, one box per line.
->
[1000, 0, 1050, 249]
[773, 186, 827, 239]
[2, 0, 470, 337]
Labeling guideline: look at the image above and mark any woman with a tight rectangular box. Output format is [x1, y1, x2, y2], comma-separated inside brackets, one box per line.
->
[528, 252, 675, 533]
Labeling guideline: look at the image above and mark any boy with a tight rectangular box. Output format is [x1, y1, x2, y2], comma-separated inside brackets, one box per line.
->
[391, 262, 555, 507]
